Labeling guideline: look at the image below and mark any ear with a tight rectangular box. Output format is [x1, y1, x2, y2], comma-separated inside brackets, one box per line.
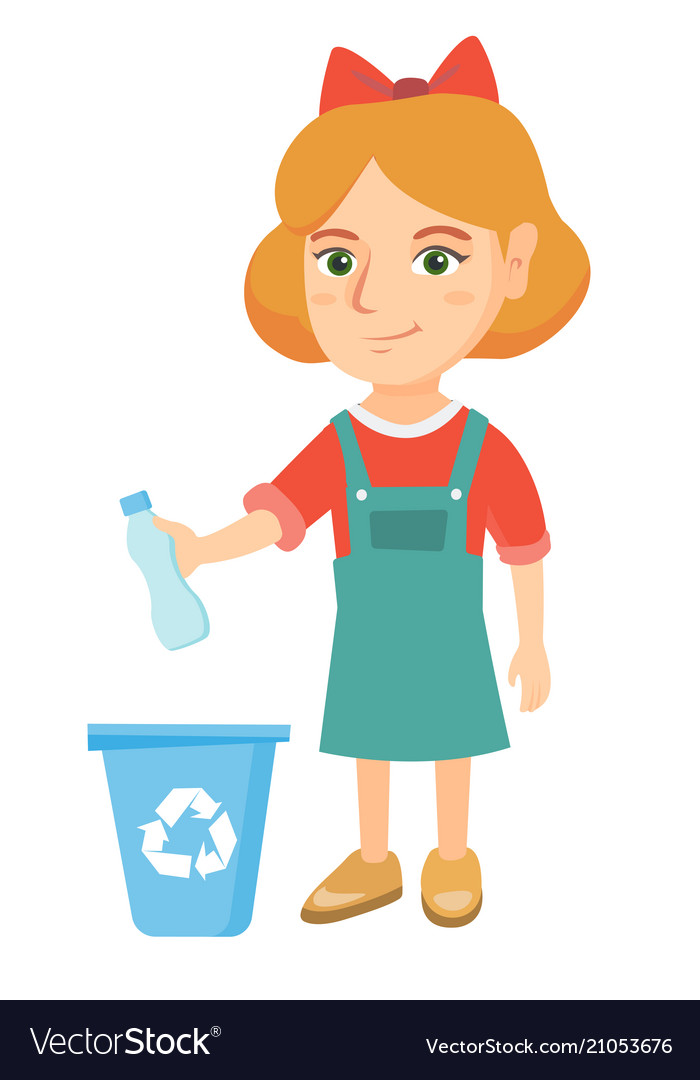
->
[504, 222, 538, 300]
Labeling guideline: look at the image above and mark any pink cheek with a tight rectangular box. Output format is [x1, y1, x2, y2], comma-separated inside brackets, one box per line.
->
[309, 293, 337, 306]
[443, 291, 475, 306]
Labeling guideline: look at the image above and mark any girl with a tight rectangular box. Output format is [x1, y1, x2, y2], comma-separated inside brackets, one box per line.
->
[155, 37, 589, 927]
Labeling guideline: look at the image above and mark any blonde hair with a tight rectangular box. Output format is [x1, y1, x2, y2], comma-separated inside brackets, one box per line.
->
[245, 94, 589, 361]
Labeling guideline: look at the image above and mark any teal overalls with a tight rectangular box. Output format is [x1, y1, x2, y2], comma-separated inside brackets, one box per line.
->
[320, 407, 510, 762]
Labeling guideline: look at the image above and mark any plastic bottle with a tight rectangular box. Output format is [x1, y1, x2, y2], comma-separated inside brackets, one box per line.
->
[120, 490, 209, 650]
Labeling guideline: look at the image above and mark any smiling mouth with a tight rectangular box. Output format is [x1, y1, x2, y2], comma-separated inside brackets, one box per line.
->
[362, 322, 422, 342]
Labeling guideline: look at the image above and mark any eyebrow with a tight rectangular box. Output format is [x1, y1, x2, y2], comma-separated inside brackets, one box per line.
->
[413, 226, 472, 242]
[309, 228, 360, 242]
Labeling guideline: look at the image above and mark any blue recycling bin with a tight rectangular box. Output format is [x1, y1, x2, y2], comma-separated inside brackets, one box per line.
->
[88, 724, 290, 936]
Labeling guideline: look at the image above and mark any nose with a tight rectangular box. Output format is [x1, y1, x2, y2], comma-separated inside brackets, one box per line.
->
[348, 254, 380, 314]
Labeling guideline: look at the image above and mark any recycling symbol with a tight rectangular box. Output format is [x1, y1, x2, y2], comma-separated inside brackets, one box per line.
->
[138, 788, 237, 880]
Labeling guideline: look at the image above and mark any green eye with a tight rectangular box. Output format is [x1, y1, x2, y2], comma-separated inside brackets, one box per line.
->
[412, 248, 465, 276]
[315, 249, 357, 277]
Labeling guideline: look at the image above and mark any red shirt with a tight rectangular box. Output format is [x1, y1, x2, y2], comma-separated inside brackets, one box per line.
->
[244, 404, 550, 564]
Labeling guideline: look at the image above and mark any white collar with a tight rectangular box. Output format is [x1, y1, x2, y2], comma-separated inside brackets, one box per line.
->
[348, 399, 463, 438]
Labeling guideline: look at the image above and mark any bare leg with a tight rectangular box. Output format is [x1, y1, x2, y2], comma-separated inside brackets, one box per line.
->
[435, 757, 471, 860]
[357, 758, 390, 862]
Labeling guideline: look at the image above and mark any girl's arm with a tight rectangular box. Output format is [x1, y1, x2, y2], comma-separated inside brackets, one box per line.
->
[153, 510, 282, 578]
[153, 425, 337, 577]
[507, 560, 551, 712]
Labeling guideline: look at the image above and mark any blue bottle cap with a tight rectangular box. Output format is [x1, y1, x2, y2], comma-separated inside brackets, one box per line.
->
[120, 490, 152, 516]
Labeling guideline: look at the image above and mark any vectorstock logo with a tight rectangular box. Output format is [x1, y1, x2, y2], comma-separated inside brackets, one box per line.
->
[29, 1026, 217, 1056]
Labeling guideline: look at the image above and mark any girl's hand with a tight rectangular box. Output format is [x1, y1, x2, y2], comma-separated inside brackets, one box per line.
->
[508, 643, 551, 712]
[152, 517, 201, 578]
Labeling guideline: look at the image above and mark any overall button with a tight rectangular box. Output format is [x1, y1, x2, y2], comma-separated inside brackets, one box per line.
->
[450, 488, 462, 500]
[356, 489, 368, 501]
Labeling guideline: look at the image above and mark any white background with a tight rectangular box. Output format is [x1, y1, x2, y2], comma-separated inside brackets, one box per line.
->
[1, 0, 697, 1001]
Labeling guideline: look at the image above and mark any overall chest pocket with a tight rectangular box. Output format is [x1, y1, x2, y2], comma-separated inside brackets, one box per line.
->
[369, 509, 448, 552]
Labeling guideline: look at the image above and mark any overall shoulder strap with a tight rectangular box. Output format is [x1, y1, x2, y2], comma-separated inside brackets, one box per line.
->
[330, 410, 371, 490]
[448, 408, 489, 496]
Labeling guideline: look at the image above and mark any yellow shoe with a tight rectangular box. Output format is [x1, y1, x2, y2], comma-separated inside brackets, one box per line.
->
[301, 850, 402, 924]
[421, 848, 482, 927]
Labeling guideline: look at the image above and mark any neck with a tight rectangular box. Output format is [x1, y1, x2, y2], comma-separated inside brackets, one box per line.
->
[361, 378, 449, 425]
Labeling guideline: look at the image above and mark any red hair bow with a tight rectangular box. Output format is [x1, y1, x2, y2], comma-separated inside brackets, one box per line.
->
[319, 36, 498, 115]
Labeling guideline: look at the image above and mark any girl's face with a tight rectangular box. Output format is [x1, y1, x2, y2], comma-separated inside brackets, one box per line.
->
[303, 158, 535, 386]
